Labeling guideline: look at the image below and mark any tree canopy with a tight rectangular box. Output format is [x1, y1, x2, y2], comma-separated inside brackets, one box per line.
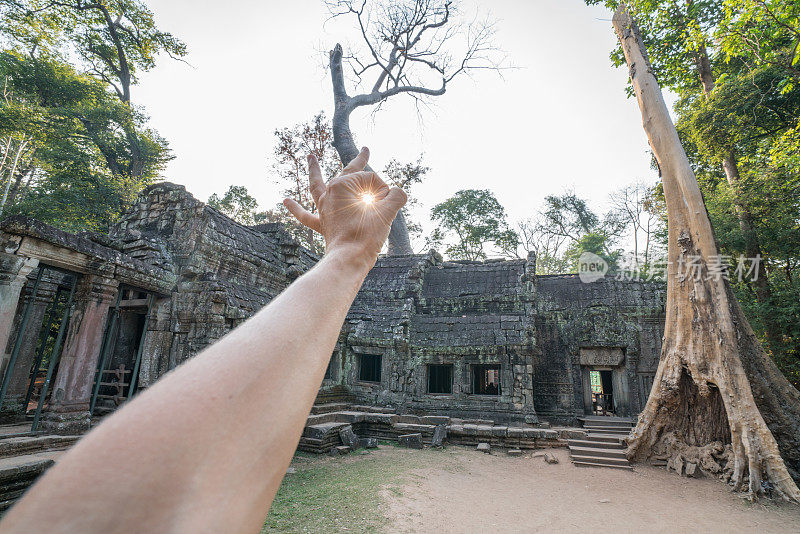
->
[0, 0, 184, 231]
[430, 189, 518, 260]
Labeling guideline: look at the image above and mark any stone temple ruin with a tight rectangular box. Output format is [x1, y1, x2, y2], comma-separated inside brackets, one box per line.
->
[0, 182, 666, 505]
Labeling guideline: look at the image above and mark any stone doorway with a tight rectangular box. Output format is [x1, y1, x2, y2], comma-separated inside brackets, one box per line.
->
[579, 348, 630, 417]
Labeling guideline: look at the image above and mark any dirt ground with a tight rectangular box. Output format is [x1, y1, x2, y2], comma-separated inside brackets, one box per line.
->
[267, 445, 800, 533]
[381, 447, 800, 534]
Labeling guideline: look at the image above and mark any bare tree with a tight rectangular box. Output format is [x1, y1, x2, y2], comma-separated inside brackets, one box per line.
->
[613, 5, 800, 501]
[609, 181, 662, 268]
[326, 0, 503, 254]
[516, 217, 569, 274]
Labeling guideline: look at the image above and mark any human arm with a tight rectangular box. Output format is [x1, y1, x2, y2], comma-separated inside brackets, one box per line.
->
[1, 147, 406, 533]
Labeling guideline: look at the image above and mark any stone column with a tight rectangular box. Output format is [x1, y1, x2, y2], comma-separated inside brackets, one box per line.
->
[0, 253, 39, 366]
[40, 275, 119, 434]
[0, 274, 61, 421]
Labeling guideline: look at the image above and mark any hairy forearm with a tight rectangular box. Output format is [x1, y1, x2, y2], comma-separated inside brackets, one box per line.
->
[2, 247, 372, 533]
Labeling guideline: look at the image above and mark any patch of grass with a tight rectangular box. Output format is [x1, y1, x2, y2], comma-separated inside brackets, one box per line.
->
[262, 451, 402, 533]
[263, 447, 463, 533]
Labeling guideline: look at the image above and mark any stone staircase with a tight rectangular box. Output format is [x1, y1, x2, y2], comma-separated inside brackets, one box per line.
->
[0, 429, 81, 514]
[568, 416, 634, 470]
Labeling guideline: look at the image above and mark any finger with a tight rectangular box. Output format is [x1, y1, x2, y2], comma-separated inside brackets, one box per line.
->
[307, 154, 325, 203]
[284, 198, 322, 232]
[379, 187, 408, 214]
[342, 146, 370, 174]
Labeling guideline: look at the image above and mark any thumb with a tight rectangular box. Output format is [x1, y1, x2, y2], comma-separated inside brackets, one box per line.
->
[380, 187, 407, 216]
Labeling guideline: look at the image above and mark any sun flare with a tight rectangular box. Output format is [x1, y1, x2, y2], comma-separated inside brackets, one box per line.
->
[361, 192, 376, 205]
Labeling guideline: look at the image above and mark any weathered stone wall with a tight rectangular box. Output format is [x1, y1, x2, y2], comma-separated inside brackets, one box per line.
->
[534, 274, 666, 423]
[107, 183, 318, 386]
[329, 254, 666, 425]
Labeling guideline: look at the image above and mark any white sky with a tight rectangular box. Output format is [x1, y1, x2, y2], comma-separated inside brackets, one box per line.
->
[136, 0, 672, 248]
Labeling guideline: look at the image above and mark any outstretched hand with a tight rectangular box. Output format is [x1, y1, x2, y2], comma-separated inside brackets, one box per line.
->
[284, 147, 407, 268]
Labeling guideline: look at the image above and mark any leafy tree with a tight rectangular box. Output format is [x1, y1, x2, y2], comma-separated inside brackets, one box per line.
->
[563, 232, 622, 273]
[430, 189, 518, 260]
[207, 186, 260, 226]
[0, 51, 168, 231]
[0, 0, 185, 230]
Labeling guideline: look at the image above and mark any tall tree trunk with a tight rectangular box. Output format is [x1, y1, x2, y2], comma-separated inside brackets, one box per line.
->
[694, 47, 781, 353]
[329, 45, 413, 256]
[613, 5, 800, 501]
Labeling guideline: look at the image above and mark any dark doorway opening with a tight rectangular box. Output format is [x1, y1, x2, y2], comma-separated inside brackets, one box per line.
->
[427, 364, 453, 394]
[472, 364, 501, 396]
[590, 369, 615, 415]
[358, 354, 382, 383]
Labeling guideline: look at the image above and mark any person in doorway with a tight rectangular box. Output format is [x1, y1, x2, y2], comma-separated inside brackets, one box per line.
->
[0, 147, 407, 533]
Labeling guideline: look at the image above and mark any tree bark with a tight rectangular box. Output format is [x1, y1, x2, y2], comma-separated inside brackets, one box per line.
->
[613, 5, 800, 501]
[329, 44, 413, 256]
[693, 48, 782, 354]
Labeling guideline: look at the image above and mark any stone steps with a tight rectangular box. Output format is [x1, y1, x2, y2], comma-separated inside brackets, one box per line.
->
[309, 402, 350, 415]
[579, 416, 635, 428]
[0, 435, 79, 459]
[573, 459, 633, 470]
[569, 418, 633, 470]
[570, 452, 630, 467]
[586, 427, 631, 436]
[569, 446, 627, 460]
[585, 433, 626, 443]
[567, 439, 624, 450]
[0, 450, 65, 514]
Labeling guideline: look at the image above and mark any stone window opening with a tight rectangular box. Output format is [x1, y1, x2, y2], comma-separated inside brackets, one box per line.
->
[358, 353, 382, 383]
[427, 364, 453, 394]
[472, 364, 501, 396]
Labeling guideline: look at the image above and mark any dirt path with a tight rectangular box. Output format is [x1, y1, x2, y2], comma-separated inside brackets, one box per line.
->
[382, 447, 800, 533]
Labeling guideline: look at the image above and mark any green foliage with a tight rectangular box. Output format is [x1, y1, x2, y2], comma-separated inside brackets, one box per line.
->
[563, 232, 623, 273]
[718, 0, 800, 86]
[430, 189, 518, 261]
[0, 0, 187, 101]
[208, 185, 260, 225]
[585, 0, 725, 94]
[0, 51, 168, 230]
[0, 0, 184, 232]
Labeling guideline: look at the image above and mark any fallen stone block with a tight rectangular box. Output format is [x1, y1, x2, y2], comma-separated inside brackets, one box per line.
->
[477, 442, 491, 454]
[544, 452, 559, 464]
[329, 445, 351, 456]
[431, 424, 447, 448]
[360, 437, 379, 449]
[507, 449, 523, 457]
[398, 433, 423, 449]
[339, 425, 361, 449]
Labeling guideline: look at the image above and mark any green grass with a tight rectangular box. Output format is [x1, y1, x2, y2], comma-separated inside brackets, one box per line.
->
[262, 450, 401, 533]
[262, 447, 459, 533]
